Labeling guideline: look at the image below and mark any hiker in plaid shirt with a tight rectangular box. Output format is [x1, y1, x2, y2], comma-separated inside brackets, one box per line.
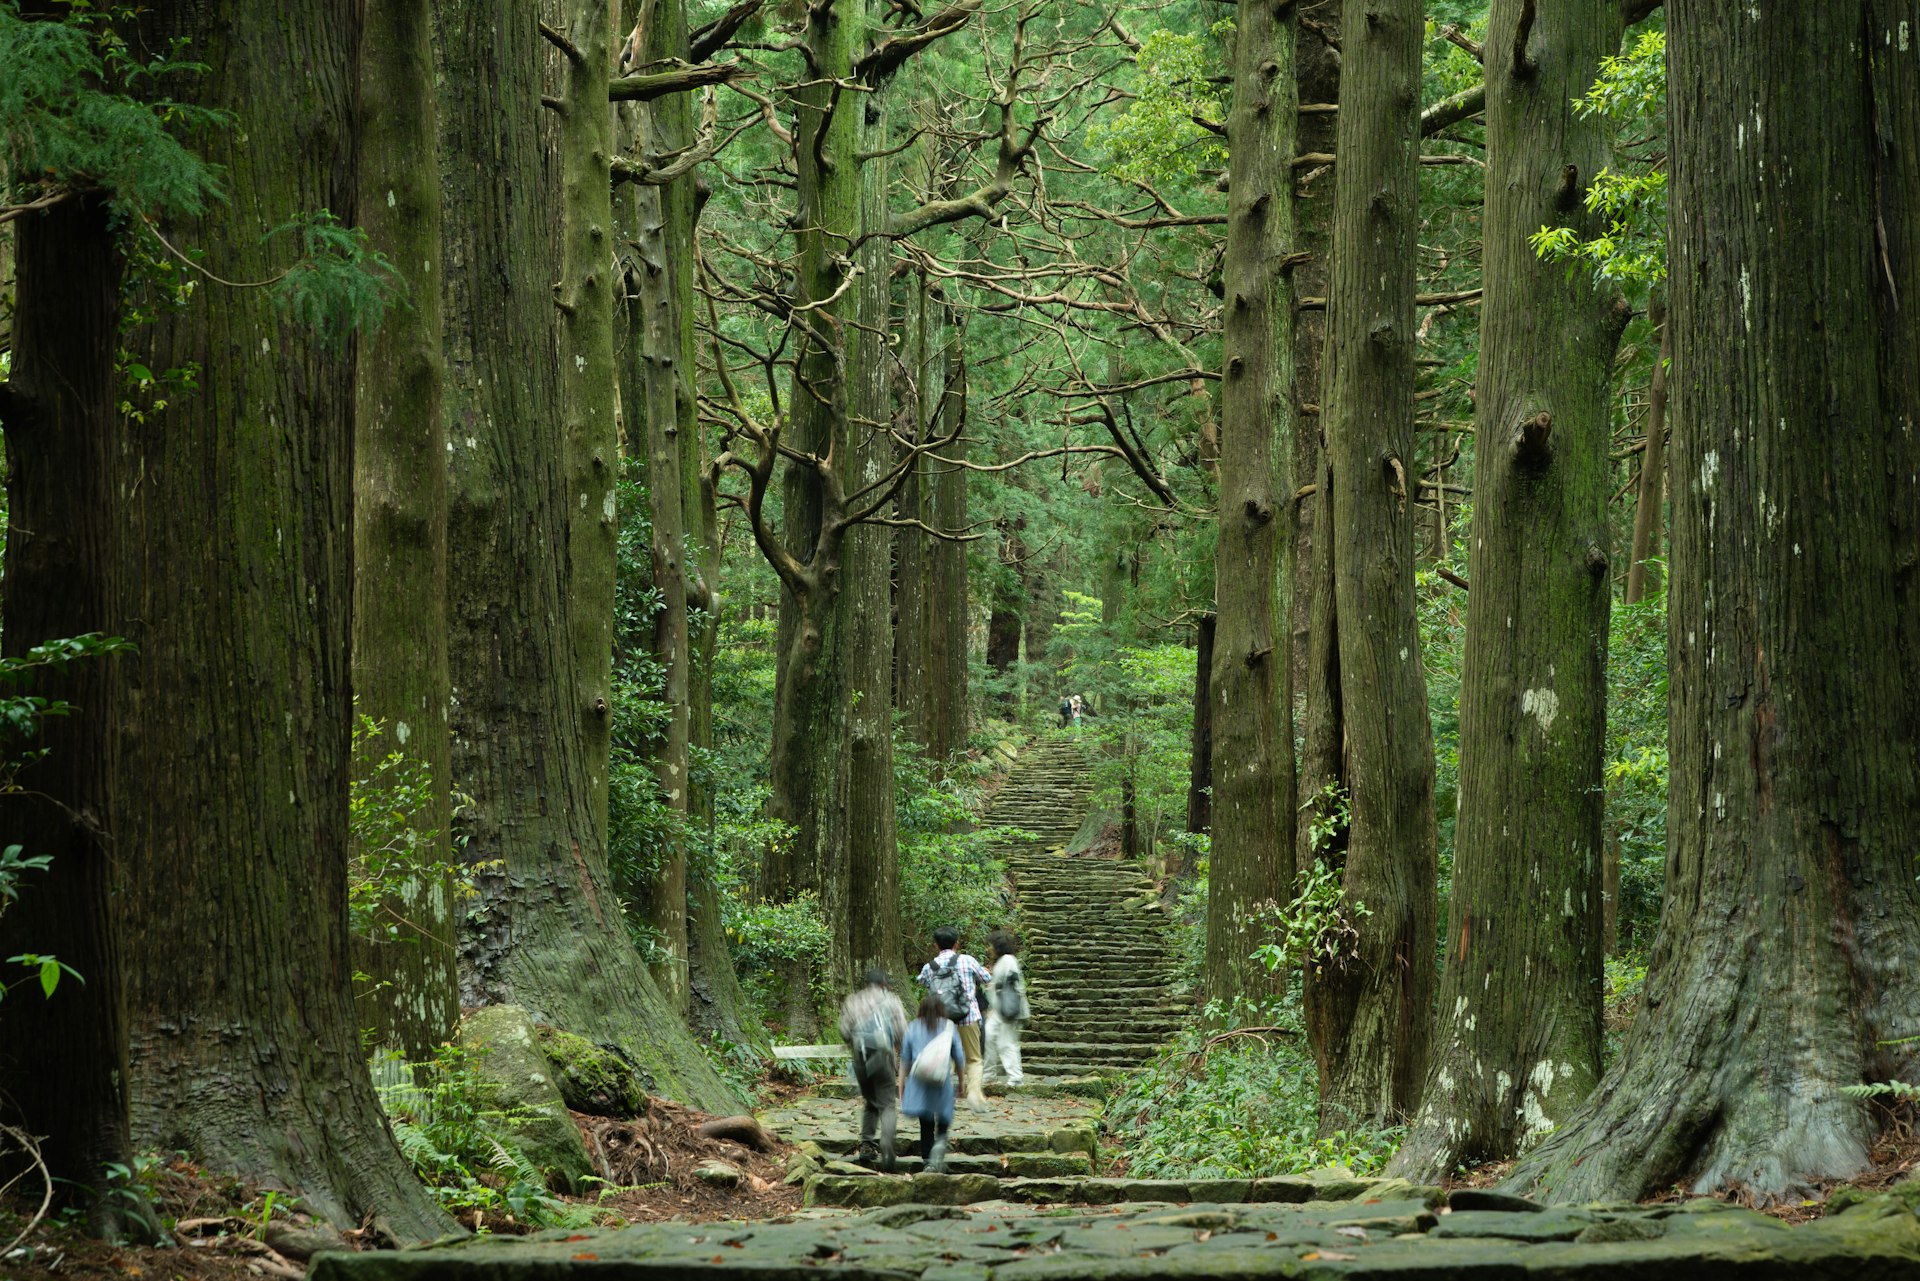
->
[919, 926, 992, 1109]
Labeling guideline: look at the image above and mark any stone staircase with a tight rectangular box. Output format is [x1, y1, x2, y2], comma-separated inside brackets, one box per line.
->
[987, 736, 1183, 1080]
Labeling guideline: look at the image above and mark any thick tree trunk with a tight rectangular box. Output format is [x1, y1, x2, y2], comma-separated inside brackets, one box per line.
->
[438, 0, 735, 1110]
[846, 89, 903, 980]
[764, 0, 864, 1018]
[892, 274, 933, 750]
[1290, 2, 1338, 725]
[625, 0, 696, 1011]
[1304, 0, 1437, 1131]
[350, 0, 457, 1065]
[1391, 0, 1624, 1181]
[1507, 0, 1920, 1205]
[927, 311, 970, 761]
[1186, 611, 1215, 841]
[1205, 0, 1298, 1007]
[1622, 293, 1668, 605]
[113, 3, 449, 1239]
[0, 200, 160, 1242]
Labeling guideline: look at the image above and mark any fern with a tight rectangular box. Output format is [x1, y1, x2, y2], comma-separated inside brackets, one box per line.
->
[1842, 1081, 1920, 1103]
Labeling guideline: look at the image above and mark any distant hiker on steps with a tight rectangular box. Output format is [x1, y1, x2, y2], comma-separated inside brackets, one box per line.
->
[1058, 694, 1073, 728]
[838, 967, 907, 1171]
[899, 992, 967, 1173]
[918, 926, 992, 1110]
[984, 930, 1030, 1087]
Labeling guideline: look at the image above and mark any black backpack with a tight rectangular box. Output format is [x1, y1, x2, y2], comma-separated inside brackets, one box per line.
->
[925, 956, 971, 1021]
[994, 966, 1026, 1021]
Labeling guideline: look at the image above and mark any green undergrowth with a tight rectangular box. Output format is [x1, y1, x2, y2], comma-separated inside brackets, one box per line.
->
[1107, 997, 1402, 1180]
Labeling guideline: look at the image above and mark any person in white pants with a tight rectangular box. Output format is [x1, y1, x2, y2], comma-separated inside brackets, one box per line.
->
[984, 930, 1030, 1087]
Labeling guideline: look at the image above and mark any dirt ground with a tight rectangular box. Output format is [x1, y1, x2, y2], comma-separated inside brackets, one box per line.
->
[1, 1096, 802, 1281]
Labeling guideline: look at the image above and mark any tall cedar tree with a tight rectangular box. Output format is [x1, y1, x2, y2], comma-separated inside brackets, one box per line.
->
[438, 0, 735, 1109]
[1507, 0, 1920, 1203]
[350, 0, 457, 1063]
[0, 199, 161, 1242]
[622, 0, 695, 1011]
[847, 81, 904, 978]
[1205, 0, 1299, 1004]
[1304, 0, 1438, 1130]
[1391, 0, 1626, 1181]
[759, 0, 864, 1020]
[111, 3, 449, 1238]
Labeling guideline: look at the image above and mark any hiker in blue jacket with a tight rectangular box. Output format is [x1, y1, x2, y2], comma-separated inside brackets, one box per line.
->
[899, 992, 966, 1173]
[918, 926, 992, 1108]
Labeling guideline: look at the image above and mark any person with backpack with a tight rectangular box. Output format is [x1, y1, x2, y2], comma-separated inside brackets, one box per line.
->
[917, 926, 992, 1109]
[983, 930, 1030, 1087]
[899, 993, 967, 1172]
[837, 967, 907, 1170]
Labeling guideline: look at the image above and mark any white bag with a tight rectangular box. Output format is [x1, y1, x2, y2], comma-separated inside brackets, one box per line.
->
[909, 1022, 955, 1087]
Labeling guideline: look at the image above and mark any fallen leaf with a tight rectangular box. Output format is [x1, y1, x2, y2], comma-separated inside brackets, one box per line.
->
[571, 1253, 599, 1261]
[1337, 1225, 1370, 1240]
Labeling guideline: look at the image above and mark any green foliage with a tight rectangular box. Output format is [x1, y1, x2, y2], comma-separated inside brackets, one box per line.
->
[375, 1044, 601, 1230]
[266, 210, 406, 347]
[0, 1, 224, 220]
[348, 713, 474, 943]
[1089, 27, 1229, 184]
[896, 735, 1022, 958]
[1249, 855, 1371, 979]
[1530, 28, 1667, 289]
[1108, 997, 1401, 1179]
[1605, 587, 1669, 948]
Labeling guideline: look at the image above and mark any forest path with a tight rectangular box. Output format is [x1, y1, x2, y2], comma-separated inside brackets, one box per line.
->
[987, 734, 1182, 1080]
[311, 1185, 1920, 1277]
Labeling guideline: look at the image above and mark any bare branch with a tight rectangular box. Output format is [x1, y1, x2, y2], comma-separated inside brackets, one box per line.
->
[609, 61, 743, 102]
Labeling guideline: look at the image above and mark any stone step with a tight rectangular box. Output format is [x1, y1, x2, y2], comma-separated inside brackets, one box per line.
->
[1020, 1042, 1166, 1058]
[803, 1172, 1432, 1209]
[818, 1151, 1094, 1179]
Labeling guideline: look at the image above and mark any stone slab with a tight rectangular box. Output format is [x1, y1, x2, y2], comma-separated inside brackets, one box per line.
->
[309, 1193, 1920, 1279]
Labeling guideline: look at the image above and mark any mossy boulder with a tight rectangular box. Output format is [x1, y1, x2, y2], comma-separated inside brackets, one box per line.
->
[534, 1023, 649, 1117]
[457, 1004, 595, 1193]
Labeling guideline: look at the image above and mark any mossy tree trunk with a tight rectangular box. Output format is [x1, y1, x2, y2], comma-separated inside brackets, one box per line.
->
[437, 0, 736, 1111]
[1391, 0, 1625, 1181]
[926, 311, 970, 761]
[0, 199, 160, 1243]
[1303, 0, 1438, 1131]
[846, 84, 903, 980]
[350, 0, 457, 1065]
[623, 0, 695, 1012]
[762, 0, 865, 1023]
[1506, 0, 1920, 1205]
[1205, 0, 1298, 1007]
[113, 2, 450, 1239]
[1294, 0, 1344, 883]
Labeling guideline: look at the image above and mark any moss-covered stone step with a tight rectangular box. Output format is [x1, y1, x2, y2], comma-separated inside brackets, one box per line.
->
[815, 1150, 1094, 1179]
[803, 1173, 1437, 1210]
[308, 1190, 1920, 1279]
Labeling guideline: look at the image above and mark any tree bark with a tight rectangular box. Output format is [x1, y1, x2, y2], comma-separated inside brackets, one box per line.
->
[438, 0, 736, 1110]
[113, 2, 449, 1239]
[1186, 611, 1215, 841]
[1622, 292, 1668, 605]
[1304, 0, 1438, 1131]
[350, 0, 457, 1065]
[926, 309, 970, 762]
[845, 82, 903, 979]
[626, 0, 695, 1012]
[892, 273, 934, 750]
[1506, 0, 1920, 1205]
[1391, 0, 1624, 1181]
[1205, 0, 1298, 1008]
[0, 198, 160, 1243]
[763, 0, 865, 1018]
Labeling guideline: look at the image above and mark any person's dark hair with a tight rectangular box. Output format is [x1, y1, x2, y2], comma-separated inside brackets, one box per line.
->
[862, 966, 892, 989]
[933, 926, 959, 951]
[916, 993, 946, 1027]
[988, 930, 1019, 959]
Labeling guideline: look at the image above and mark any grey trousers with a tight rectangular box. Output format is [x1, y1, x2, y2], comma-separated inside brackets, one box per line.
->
[852, 1056, 898, 1169]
